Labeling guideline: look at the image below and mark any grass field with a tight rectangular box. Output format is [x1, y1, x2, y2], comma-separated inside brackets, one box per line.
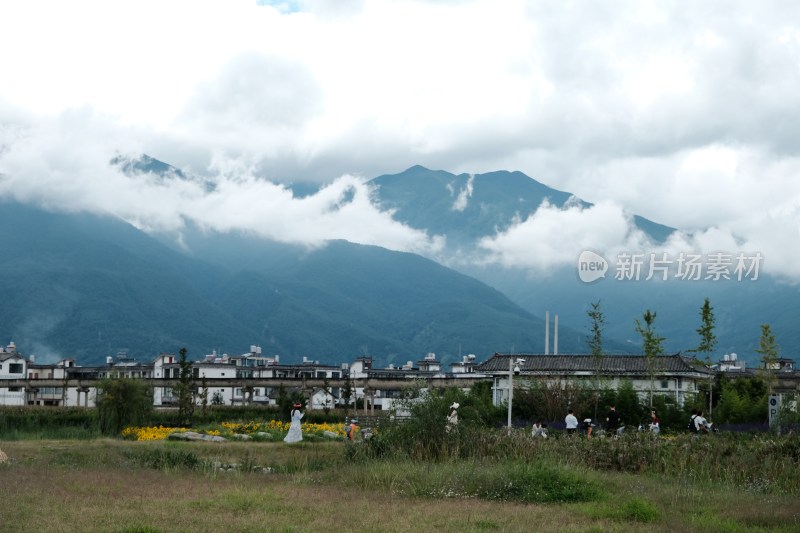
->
[1, 437, 799, 533]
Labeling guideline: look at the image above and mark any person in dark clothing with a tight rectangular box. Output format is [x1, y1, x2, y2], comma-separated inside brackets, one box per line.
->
[606, 405, 621, 434]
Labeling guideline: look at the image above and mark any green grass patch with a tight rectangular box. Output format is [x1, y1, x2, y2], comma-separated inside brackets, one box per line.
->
[586, 497, 661, 523]
[124, 446, 202, 470]
[326, 459, 601, 504]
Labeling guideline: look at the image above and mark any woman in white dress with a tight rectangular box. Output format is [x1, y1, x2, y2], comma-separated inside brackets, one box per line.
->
[446, 402, 459, 433]
[283, 403, 304, 443]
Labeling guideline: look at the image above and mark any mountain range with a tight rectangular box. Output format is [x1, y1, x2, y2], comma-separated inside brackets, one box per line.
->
[369, 167, 798, 363]
[0, 200, 599, 366]
[1, 157, 795, 367]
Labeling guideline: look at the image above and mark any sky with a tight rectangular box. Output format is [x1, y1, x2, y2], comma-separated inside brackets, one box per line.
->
[2, 0, 800, 278]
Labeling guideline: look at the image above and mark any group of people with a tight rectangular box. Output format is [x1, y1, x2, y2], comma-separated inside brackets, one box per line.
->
[285, 400, 709, 444]
[552, 405, 663, 439]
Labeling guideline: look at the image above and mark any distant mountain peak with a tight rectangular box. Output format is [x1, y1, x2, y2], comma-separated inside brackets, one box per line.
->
[111, 153, 216, 193]
[371, 165, 675, 246]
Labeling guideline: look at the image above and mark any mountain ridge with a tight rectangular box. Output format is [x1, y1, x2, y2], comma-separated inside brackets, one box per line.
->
[0, 200, 608, 366]
[370, 165, 676, 245]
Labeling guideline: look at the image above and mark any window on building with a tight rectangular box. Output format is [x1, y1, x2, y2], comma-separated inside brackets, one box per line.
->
[660, 380, 669, 389]
[9, 363, 23, 374]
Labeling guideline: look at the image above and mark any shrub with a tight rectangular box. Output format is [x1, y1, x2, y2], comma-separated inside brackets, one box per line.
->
[95, 378, 153, 435]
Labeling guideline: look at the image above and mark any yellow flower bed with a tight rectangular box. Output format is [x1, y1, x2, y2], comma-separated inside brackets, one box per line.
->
[123, 420, 348, 440]
[122, 425, 188, 441]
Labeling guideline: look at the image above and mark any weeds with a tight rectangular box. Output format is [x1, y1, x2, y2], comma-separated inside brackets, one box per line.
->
[124, 447, 202, 470]
[326, 459, 601, 504]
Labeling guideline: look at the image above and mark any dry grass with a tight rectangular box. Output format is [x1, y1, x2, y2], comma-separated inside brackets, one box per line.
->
[0, 465, 607, 532]
[1, 439, 799, 533]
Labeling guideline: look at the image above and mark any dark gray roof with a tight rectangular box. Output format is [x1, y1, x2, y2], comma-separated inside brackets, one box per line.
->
[365, 368, 447, 379]
[476, 353, 713, 376]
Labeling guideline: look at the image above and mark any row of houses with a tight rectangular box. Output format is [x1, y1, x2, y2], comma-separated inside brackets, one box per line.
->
[1, 340, 797, 411]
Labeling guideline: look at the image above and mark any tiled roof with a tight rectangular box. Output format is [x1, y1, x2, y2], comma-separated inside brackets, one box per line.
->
[475, 353, 713, 376]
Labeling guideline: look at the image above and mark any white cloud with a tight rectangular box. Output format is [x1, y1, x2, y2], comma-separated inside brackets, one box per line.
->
[0, 113, 443, 255]
[451, 174, 474, 212]
[2, 1, 800, 278]
[477, 200, 651, 271]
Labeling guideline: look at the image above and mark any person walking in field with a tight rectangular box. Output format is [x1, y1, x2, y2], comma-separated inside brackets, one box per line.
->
[446, 402, 459, 433]
[582, 418, 595, 439]
[605, 405, 622, 437]
[283, 403, 304, 443]
[565, 409, 579, 435]
[694, 410, 712, 434]
[649, 409, 660, 435]
[531, 420, 547, 438]
[347, 418, 360, 441]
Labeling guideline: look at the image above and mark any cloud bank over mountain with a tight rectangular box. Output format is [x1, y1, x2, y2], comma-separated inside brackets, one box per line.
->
[2, 1, 800, 278]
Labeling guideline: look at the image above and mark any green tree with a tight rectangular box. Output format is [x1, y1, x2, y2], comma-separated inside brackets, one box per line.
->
[635, 309, 666, 408]
[586, 300, 605, 420]
[713, 376, 768, 424]
[689, 297, 717, 416]
[467, 381, 504, 426]
[276, 385, 306, 421]
[514, 380, 594, 423]
[276, 384, 288, 419]
[691, 297, 717, 362]
[173, 347, 195, 425]
[614, 379, 643, 429]
[95, 377, 153, 435]
[342, 374, 353, 414]
[322, 377, 332, 414]
[755, 324, 780, 395]
[199, 376, 209, 417]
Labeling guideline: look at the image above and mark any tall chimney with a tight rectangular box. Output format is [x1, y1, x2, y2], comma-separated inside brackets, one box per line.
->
[545, 311, 550, 355]
[554, 314, 559, 355]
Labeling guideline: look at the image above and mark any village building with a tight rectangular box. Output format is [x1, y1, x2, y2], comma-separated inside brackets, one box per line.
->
[0, 342, 26, 406]
[476, 353, 717, 408]
[1, 340, 798, 415]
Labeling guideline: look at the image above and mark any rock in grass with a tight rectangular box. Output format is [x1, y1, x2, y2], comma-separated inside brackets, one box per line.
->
[168, 431, 226, 443]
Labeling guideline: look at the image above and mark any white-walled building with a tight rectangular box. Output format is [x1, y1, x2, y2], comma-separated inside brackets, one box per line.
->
[13, 343, 796, 415]
[477, 353, 714, 408]
[0, 342, 26, 406]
